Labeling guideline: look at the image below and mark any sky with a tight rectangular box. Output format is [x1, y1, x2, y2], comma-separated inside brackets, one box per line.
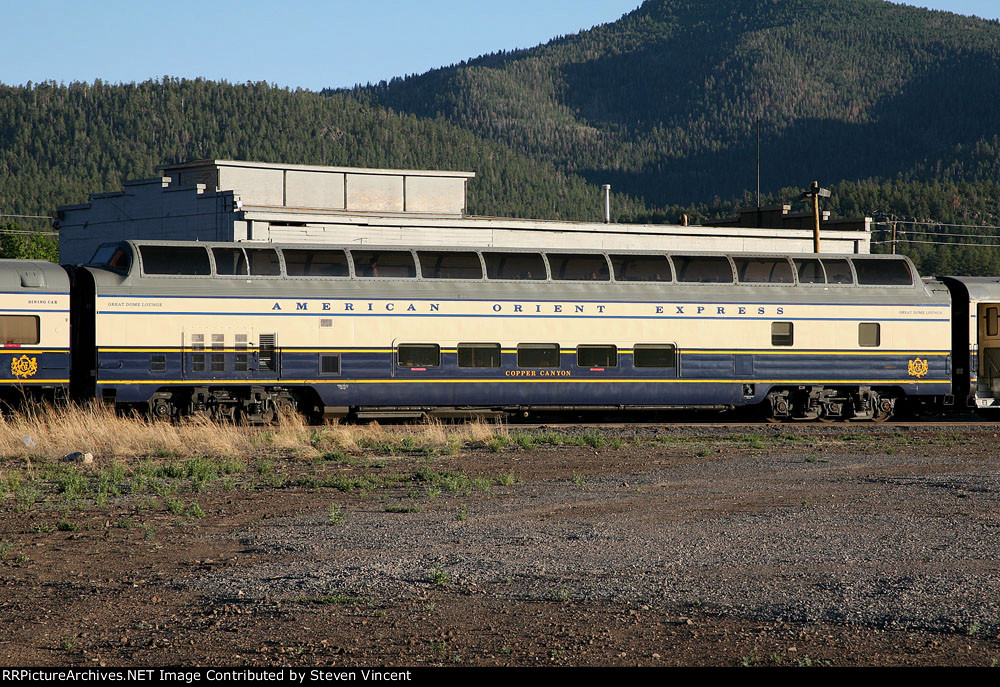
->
[2, 0, 998, 92]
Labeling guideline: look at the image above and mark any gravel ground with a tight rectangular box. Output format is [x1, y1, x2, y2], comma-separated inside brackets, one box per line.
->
[194, 426, 1000, 638]
[5, 422, 1000, 666]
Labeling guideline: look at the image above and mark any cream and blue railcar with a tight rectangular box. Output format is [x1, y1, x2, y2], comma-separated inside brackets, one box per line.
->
[74, 241, 952, 421]
[0, 260, 70, 403]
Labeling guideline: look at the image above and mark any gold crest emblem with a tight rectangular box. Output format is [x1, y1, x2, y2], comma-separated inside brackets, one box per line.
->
[907, 357, 929, 378]
[10, 355, 38, 378]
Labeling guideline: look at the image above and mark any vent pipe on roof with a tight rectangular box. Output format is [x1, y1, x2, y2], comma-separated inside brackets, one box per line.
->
[602, 184, 611, 223]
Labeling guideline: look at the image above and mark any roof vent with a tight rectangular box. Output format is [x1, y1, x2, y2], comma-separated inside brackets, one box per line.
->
[19, 270, 43, 288]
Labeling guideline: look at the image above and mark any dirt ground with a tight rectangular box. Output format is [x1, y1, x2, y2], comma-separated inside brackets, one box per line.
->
[2, 422, 1000, 667]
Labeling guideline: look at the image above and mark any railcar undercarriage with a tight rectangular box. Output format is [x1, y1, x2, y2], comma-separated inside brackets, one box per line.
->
[764, 385, 899, 422]
[146, 386, 303, 424]
[762, 385, 951, 422]
[129, 383, 956, 424]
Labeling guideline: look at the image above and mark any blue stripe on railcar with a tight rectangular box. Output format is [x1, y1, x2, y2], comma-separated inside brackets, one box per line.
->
[0, 349, 71, 385]
[95, 347, 951, 406]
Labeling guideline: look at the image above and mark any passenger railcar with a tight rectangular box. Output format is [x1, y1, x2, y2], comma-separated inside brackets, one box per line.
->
[0, 260, 71, 404]
[65, 240, 961, 422]
[940, 277, 1000, 412]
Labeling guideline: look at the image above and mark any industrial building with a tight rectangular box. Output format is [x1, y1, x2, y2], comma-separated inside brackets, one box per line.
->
[55, 159, 871, 264]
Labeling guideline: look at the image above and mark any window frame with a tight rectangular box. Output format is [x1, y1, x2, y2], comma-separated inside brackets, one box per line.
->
[671, 255, 735, 284]
[212, 247, 249, 276]
[483, 252, 548, 281]
[632, 344, 677, 368]
[733, 257, 795, 284]
[138, 245, 212, 276]
[457, 343, 502, 368]
[417, 251, 484, 280]
[771, 322, 794, 347]
[851, 258, 913, 286]
[516, 343, 561, 368]
[859, 322, 881, 348]
[820, 259, 855, 285]
[282, 249, 351, 278]
[396, 344, 440, 369]
[319, 353, 342, 375]
[351, 250, 418, 279]
[545, 253, 611, 281]
[244, 248, 282, 277]
[0, 314, 40, 345]
[609, 254, 673, 283]
[576, 344, 618, 368]
[793, 258, 826, 285]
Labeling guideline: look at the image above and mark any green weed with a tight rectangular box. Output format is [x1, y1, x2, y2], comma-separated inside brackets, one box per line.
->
[496, 472, 517, 487]
[56, 519, 80, 532]
[384, 504, 422, 513]
[429, 564, 449, 586]
[328, 503, 347, 526]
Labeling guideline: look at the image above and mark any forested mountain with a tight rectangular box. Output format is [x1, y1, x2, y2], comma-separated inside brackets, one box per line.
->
[2, 0, 1000, 274]
[0, 79, 652, 224]
[349, 0, 1000, 208]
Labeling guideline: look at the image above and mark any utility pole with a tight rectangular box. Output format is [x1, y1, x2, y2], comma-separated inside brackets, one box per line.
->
[754, 115, 762, 227]
[802, 181, 831, 253]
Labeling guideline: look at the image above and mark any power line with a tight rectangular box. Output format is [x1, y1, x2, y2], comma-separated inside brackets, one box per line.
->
[873, 219, 1000, 230]
[872, 238, 1000, 248]
[0, 228, 58, 236]
[0, 213, 52, 220]
[886, 230, 1000, 239]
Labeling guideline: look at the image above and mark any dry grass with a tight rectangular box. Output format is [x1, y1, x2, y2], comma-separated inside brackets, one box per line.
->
[0, 404, 507, 463]
[308, 418, 508, 456]
[0, 403, 252, 461]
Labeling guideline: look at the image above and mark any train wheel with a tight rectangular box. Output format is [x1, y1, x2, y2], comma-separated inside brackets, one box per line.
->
[259, 404, 277, 424]
[762, 392, 792, 423]
[818, 401, 846, 423]
[150, 395, 173, 421]
[872, 396, 896, 423]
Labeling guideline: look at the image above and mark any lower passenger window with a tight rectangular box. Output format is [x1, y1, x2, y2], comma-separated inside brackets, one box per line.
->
[633, 344, 676, 368]
[398, 344, 440, 368]
[577, 345, 617, 367]
[150, 354, 166, 372]
[771, 322, 794, 346]
[859, 323, 880, 347]
[320, 354, 341, 374]
[458, 343, 501, 368]
[235, 334, 248, 372]
[191, 334, 205, 372]
[211, 334, 225, 372]
[517, 344, 560, 368]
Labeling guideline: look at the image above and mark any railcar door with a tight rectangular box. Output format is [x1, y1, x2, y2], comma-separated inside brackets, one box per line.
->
[977, 304, 1000, 394]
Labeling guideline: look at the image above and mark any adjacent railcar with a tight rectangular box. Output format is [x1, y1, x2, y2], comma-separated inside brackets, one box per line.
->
[70, 240, 954, 422]
[0, 260, 71, 404]
[940, 277, 1000, 411]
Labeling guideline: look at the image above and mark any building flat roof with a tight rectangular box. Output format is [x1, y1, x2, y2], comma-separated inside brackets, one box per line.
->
[156, 159, 476, 179]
